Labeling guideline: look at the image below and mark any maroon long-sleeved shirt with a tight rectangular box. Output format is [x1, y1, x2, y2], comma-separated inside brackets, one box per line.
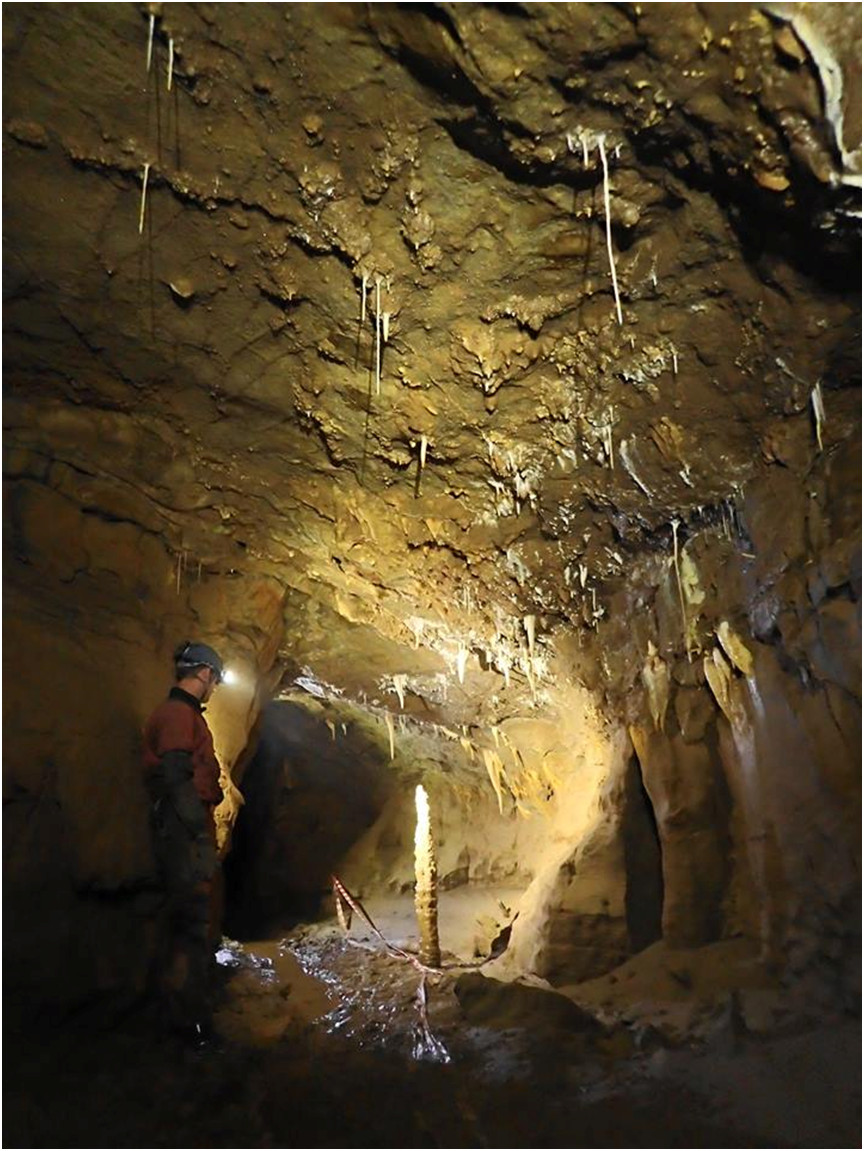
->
[142, 687, 223, 806]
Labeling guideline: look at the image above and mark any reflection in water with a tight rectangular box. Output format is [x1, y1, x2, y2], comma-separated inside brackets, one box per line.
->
[270, 930, 452, 1062]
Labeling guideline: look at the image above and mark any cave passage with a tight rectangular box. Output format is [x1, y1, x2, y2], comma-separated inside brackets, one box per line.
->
[622, 755, 664, 955]
[3, 2, 861, 1148]
[224, 700, 393, 936]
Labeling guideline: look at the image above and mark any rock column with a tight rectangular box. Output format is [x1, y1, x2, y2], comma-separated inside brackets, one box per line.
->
[414, 784, 441, 967]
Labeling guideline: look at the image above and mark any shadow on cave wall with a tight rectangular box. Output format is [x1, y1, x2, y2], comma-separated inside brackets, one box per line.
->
[622, 754, 664, 954]
[223, 701, 393, 939]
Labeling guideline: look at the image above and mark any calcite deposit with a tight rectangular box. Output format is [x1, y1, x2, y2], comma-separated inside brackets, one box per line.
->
[3, 1, 860, 1048]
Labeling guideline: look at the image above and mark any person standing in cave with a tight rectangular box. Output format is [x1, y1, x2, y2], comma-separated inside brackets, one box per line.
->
[142, 641, 225, 1040]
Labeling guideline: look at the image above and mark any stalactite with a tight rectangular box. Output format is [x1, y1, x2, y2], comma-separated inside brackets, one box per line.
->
[138, 162, 150, 234]
[811, 382, 826, 451]
[385, 711, 395, 760]
[524, 614, 536, 659]
[598, 135, 623, 326]
[145, 13, 155, 73]
[392, 674, 407, 709]
[481, 747, 506, 814]
[671, 519, 691, 661]
[374, 276, 382, 395]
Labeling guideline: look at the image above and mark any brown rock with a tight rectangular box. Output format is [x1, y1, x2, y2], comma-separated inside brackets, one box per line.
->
[6, 118, 49, 147]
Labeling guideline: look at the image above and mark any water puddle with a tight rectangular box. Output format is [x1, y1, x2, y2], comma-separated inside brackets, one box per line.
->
[217, 927, 455, 1062]
[214, 935, 334, 1045]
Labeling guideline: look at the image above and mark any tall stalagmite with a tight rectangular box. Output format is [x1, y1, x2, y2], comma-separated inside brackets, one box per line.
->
[414, 784, 442, 969]
[2, 0, 859, 1026]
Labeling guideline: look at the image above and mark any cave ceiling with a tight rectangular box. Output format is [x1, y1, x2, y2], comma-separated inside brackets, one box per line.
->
[3, 2, 861, 726]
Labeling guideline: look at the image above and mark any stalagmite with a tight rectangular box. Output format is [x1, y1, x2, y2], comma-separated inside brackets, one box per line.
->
[413, 784, 441, 967]
[3, 8, 862, 1147]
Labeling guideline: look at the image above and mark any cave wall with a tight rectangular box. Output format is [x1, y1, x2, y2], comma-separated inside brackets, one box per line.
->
[3, 472, 286, 1011]
[225, 699, 396, 933]
[228, 681, 664, 983]
[600, 422, 862, 995]
[2, 3, 860, 1010]
[249, 416, 861, 989]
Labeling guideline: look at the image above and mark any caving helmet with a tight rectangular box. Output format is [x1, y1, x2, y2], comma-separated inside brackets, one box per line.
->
[174, 640, 225, 684]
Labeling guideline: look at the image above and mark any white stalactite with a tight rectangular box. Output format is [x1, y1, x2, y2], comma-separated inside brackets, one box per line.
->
[524, 614, 536, 659]
[385, 712, 395, 760]
[138, 162, 150, 234]
[375, 277, 382, 395]
[598, 135, 623, 326]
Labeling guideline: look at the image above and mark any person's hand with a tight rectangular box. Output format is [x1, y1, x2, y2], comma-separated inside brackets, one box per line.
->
[219, 776, 245, 817]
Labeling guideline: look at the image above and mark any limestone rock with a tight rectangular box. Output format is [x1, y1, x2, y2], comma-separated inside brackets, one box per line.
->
[1, 3, 859, 1019]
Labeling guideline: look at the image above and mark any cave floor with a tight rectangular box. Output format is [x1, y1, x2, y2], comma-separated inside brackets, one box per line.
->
[4, 902, 860, 1149]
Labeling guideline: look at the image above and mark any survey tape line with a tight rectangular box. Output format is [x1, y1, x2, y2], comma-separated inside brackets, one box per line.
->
[331, 874, 500, 972]
[331, 874, 440, 974]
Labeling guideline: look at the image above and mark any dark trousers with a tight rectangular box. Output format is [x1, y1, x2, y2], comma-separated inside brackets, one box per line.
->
[151, 790, 219, 1027]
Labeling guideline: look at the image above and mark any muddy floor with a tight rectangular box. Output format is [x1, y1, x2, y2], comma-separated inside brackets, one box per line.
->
[3, 908, 860, 1150]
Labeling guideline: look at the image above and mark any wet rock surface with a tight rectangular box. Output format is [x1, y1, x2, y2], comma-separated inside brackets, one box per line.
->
[2, 2, 860, 1122]
[4, 915, 860, 1148]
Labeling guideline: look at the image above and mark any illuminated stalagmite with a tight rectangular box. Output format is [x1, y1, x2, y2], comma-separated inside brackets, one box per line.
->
[413, 784, 441, 968]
